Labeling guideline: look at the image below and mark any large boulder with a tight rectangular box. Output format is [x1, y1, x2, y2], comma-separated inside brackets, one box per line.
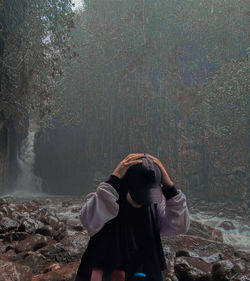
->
[40, 215, 64, 231]
[211, 260, 239, 281]
[174, 256, 212, 281]
[57, 230, 88, 260]
[31, 261, 79, 281]
[0, 259, 33, 281]
[38, 244, 71, 263]
[161, 234, 235, 258]
[186, 220, 223, 242]
[19, 218, 41, 234]
[1, 231, 30, 242]
[15, 234, 55, 253]
[10, 251, 47, 274]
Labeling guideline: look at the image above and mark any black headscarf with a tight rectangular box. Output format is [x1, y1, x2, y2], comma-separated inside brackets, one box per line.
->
[76, 179, 167, 281]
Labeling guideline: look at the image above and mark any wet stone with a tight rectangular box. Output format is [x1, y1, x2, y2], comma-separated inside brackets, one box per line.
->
[234, 274, 250, 281]
[0, 198, 7, 205]
[36, 225, 54, 237]
[71, 207, 81, 213]
[20, 218, 40, 234]
[211, 260, 236, 281]
[31, 200, 42, 206]
[186, 220, 223, 242]
[234, 250, 250, 262]
[0, 217, 19, 233]
[57, 230, 88, 259]
[174, 256, 212, 281]
[0, 240, 5, 254]
[163, 246, 173, 258]
[1, 231, 30, 242]
[218, 220, 236, 230]
[38, 244, 70, 263]
[40, 215, 62, 231]
[45, 199, 52, 204]
[0, 259, 33, 281]
[10, 251, 46, 275]
[31, 261, 79, 281]
[176, 249, 201, 259]
[15, 234, 55, 253]
[162, 234, 235, 258]
[62, 201, 73, 207]
[0, 249, 16, 260]
[72, 224, 83, 232]
[201, 252, 224, 263]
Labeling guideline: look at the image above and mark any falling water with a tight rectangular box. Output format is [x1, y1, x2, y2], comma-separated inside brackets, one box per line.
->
[12, 124, 43, 197]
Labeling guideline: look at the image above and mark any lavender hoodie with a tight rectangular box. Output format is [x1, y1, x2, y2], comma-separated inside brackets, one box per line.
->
[80, 176, 190, 237]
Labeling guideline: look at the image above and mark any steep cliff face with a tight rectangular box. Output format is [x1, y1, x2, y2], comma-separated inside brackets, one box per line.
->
[0, 115, 9, 193]
[0, 113, 28, 195]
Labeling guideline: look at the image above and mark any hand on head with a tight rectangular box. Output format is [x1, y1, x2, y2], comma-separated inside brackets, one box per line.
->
[112, 153, 173, 187]
[112, 153, 144, 179]
[145, 153, 174, 186]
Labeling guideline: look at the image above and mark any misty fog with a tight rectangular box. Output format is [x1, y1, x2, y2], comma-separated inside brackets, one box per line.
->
[0, 0, 249, 280]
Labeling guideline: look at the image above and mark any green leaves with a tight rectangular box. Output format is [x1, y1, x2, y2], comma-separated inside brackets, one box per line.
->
[0, 0, 75, 127]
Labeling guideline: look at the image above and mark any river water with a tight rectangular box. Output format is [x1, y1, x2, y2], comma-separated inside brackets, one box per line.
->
[190, 211, 250, 253]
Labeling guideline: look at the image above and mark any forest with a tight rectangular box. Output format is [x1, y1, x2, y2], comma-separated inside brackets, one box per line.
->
[0, 0, 249, 198]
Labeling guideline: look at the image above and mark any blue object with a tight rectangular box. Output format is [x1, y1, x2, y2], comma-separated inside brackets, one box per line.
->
[132, 272, 147, 279]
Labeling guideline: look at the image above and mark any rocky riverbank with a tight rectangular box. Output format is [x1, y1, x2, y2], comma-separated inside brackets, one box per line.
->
[0, 196, 249, 281]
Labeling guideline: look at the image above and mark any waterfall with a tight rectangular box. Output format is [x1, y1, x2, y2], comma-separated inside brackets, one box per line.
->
[12, 125, 43, 197]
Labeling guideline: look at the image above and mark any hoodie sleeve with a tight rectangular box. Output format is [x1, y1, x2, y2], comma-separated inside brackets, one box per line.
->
[80, 175, 121, 237]
[156, 184, 190, 236]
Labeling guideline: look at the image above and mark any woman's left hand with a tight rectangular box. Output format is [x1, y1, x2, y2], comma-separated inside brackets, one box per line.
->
[146, 153, 174, 186]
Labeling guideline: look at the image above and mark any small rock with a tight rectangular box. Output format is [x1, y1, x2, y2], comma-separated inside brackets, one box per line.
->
[36, 225, 54, 237]
[0, 240, 5, 254]
[176, 249, 200, 259]
[31, 200, 42, 206]
[40, 215, 62, 230]
[0, 198, 7, 206]
[234, 274, 250, 281]
[20, 218, 39, 234]
[234, 251, 250, 262]
[211, 260, 235, 281]
[71, 207, 81, 213]
[72, 224, 83, 232]
[45, 199, 52, 204]
[241, 202, 248, 211]
[163, 246, 172, 258]
[219, 220, 236, 231]
[0, 217, 19, 233]
[62, 201, 72, 207]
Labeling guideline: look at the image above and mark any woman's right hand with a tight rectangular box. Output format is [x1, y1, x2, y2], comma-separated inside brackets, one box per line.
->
[112, 153, 144, 179]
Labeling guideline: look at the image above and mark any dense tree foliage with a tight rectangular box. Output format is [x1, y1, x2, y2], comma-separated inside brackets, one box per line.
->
[37, 0, 249, 198]
[0, 0, 75, 127]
